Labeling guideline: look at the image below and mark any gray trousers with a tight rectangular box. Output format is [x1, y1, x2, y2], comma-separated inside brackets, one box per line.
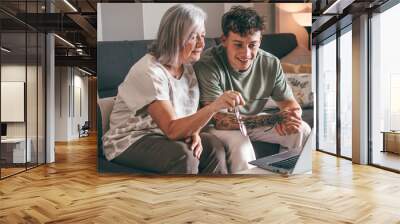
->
[112, 132, 228, 174]
[209, 121, 312, 173]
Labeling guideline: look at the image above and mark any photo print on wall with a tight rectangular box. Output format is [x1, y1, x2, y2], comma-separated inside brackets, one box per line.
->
[97, 2, 313, 175]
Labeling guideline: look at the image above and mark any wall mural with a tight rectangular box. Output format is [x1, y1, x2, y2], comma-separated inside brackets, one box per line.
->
[97, 3, 313, 175]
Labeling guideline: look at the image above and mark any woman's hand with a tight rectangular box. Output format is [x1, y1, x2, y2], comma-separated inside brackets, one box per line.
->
[210, 90, 245, 112]
[185, 133, 202, 159]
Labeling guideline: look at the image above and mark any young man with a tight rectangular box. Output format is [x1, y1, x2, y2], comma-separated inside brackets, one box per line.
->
[194, 6, 311, 173]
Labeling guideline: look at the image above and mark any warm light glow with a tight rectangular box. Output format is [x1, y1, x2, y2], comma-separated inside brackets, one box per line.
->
[1, 47, 11, 53]
[54, 34, 75, 48]
[63, 0, 78, 12]
[78, 67, 93, 76]
[292, 13, 312, 27]
[276, 3, 310, 13]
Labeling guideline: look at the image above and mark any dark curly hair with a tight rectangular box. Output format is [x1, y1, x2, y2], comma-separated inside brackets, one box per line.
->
[222, 6, 264, 37]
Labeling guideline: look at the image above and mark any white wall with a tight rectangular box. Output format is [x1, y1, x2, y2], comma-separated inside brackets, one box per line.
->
[254, 3, 275, 34]
[54, 67, 89, 141]
[1, 65, 26, 140]
[98, 3, 270, 41]
[1, 63, 46, 164]
[196, 3, 226, 38]
[142, 4, 176, 40]
[1, 65, 26, 82]
[143, 3, 224, 40]
[55, 67, 69, 141]
[72, 74, 89, 138]
[98, 3, 144, 41]
[1, 65, 36, 137]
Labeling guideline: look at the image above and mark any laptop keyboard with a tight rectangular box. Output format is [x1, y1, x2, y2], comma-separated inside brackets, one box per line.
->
[270, 155, 300, 170]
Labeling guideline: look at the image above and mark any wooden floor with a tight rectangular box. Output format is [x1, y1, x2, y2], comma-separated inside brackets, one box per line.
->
[1, 135, 400, 223]
[1, 167, 26, 178]
[1, 162, 45, 178]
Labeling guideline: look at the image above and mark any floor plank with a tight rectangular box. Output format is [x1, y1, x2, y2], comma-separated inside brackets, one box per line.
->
[1, 134, 400, 223]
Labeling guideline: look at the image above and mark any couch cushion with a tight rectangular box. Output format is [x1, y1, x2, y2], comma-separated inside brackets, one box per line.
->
[97, 40, 153, 98]
[260, 33, 297, 58]
[302, 108, 314, 128]
[280, 45, 311, 65]
[281, 63, 312, 74]
[98, 97, 115, 135]
[286, 73, 313, 108]
[265, 73, 313, 109]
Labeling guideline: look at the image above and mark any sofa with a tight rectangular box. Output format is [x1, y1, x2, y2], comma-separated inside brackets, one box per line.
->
[97, 33, 313, 173]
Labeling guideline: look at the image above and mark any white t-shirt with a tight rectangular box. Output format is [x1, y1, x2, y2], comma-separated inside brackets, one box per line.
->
[103, 54, 199, 161]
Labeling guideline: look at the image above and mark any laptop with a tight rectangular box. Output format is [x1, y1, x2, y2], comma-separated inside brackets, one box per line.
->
[249, 130, 313, 175]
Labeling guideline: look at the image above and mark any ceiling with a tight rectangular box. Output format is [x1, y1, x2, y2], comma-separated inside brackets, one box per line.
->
[312, 0, 391, 44]
[0, 0, 185, 75]
[0, 0, 101, 74]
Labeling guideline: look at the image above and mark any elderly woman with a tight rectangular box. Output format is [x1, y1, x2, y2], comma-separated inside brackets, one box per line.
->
[103, 4, 244, 174]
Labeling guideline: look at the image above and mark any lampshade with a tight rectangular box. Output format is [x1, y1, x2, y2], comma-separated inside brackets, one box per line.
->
[292, 12, 312, 27]
[276, 3, 309, 13]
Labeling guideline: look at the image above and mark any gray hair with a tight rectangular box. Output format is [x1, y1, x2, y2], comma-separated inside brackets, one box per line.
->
[149, 4, 206, 66]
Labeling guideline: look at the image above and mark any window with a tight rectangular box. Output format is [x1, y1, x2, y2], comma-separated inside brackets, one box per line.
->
[339, 28, 352, 158]
[370, 2, 400, 171]
[317, 36, 337, 154]
[0, 1, 47, 179]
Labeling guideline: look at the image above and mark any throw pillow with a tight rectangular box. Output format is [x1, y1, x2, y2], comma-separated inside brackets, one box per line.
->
[264, 73, 313, 109]
[286, 73, 313, 108]
[98, 97, 116, 135]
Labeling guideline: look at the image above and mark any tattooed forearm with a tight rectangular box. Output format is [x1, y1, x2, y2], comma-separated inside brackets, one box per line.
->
[214, 112, 240, 130]
[213, 112, 285, 130]
[242, 113, 284, 129]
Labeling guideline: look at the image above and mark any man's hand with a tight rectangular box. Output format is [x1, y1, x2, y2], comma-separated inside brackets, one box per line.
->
[185, 133, 203, 159]
[210, 90, 245, 112]
[275, 108, 302, 136]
